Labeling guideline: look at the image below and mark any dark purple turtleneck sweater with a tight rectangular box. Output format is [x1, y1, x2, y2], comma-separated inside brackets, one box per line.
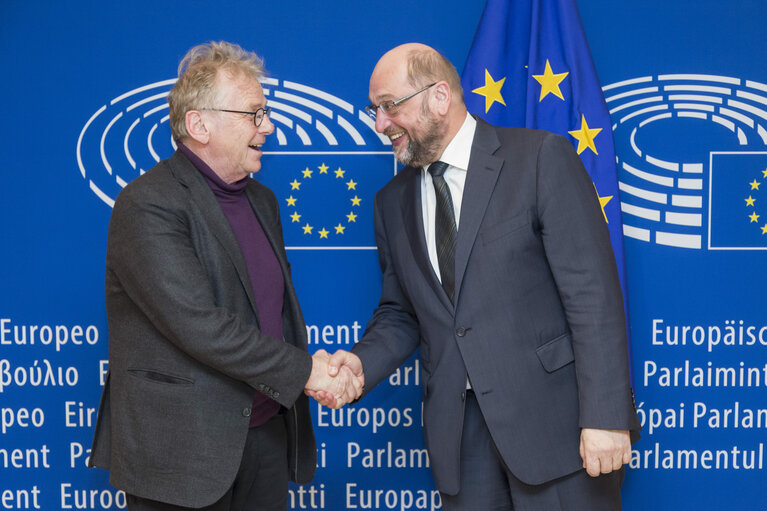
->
[179, 142, 284, 427]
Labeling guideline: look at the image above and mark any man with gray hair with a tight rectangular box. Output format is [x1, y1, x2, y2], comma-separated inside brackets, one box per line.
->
[89, 41, 361, 511]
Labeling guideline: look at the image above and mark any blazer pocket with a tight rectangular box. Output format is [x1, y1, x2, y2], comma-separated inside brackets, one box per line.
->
[481, 212, 529, 245]
[127, 368, 194, 385]
[535, 332, 575, 373]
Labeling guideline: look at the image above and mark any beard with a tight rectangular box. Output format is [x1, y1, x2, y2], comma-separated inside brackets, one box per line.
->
[390, 108, 447, 168]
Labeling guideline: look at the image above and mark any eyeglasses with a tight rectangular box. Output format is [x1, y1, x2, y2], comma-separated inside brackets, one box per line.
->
[203, 106, 271, 127]
[364, 82, 437, 120]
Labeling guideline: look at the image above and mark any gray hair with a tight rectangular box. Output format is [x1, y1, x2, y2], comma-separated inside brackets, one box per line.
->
[167, 41, 266, 140]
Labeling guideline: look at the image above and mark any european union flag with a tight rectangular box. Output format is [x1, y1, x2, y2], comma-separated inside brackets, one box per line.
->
[461, 0, 629, 304]
[709, 152, 767, 250]
[258, 153, 393, 248]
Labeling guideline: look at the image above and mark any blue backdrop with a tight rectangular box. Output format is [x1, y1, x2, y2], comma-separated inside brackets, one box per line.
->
[1, 1, 766, 509]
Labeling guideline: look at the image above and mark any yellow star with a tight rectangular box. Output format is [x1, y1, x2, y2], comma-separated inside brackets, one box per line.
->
[351, 195, 362, 206]
[302, 168, 313, 179]
[335, 167, 345, 178]
[471, 69, 506, 113]
[762, 224, 767, 235]
[302, 223, 313, 234]
[568, 115, 602, 155]
[762, 168, 767, 178]
[318, 163, 329, 174]
[532, 60, 569, 102]
[334, 224, 346, 234]
[749, 212, 760, 223]
[750, 179, 761, 190]
[346, 212, 358, 223]
[746, 196, 756, 206]
[286, 195, 297, 207]
[290, 212, 301, 223]
[346, 179, 357, 190]
[318, 228, 329, 239]
[290, 179, 301, 190]
[594, 183, 612, 223]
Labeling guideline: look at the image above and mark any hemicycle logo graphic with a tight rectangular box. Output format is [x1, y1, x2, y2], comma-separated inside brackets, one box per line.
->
[604, 74, 767, 250]
[76, 78, 395, 249]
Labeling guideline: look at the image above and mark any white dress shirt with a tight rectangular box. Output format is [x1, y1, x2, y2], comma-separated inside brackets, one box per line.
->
[421, 112, 477, 283]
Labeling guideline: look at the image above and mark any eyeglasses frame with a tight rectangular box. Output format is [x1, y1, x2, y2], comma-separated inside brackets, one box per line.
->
[202, 106, 271, 127]
[365, 82, 438, 119]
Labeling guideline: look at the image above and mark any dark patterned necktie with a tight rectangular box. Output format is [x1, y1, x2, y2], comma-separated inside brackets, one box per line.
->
[428, 161, 457, 302]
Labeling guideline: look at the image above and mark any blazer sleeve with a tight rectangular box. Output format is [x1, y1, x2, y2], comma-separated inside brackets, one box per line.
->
[535, 133, 639, 431]
[106, 183, 312, 409]
[352, 191, 421, 396]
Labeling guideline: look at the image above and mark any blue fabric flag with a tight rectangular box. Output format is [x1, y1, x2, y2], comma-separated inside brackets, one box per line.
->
[461, 0, 630, 316]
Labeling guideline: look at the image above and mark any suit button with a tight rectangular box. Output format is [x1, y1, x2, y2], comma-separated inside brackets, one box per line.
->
[456, 327, 466, 337]
[461, 391, 466, 401]
[242, 408, 251, 417]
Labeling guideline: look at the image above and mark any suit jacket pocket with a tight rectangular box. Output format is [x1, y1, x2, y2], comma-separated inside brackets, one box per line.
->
[481, 212, 529, 245]
[127, 368, 194, 385]
[535, 332, 574, 373]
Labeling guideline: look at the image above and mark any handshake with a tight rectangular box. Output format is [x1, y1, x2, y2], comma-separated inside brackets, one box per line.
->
[304, 349, 364, 409]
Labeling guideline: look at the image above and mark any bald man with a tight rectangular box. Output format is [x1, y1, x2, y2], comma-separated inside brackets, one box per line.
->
[312, 43, 640, 510]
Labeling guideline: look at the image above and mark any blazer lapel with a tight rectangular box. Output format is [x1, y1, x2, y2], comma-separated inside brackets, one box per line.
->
[401, 166, 455, 312]
[168, 151, 260, 316]
[454, 119, 503, 304]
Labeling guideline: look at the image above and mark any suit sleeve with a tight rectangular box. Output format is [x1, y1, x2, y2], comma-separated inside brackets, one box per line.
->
[352, 191, 421, 396]
[535, 133, 639, 431]
[106, 185, 312, 409]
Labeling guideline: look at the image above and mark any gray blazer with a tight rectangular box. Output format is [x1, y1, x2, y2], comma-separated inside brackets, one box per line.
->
[353, 118, 640, 494]
[89, 150, 316, 508]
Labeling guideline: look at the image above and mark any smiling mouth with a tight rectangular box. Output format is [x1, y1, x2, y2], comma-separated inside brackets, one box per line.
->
[249, 144, 262, 151]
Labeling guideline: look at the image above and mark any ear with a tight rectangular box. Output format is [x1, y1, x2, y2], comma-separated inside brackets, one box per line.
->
[185, 110, 210, 144]
[432, 81, 451, 116]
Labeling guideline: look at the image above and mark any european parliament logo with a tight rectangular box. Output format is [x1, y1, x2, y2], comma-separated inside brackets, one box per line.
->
[604, 73, 767, 250]
[76, 78, 393, 249]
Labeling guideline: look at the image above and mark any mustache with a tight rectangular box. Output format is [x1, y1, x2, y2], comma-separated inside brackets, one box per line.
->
[383, 127, 404, 137]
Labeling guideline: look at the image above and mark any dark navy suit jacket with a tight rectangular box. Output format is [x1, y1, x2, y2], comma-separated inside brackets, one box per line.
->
[353, 118, 640, 494]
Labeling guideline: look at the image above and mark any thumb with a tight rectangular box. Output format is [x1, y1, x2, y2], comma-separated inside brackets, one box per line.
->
[327, 350, 349, 376]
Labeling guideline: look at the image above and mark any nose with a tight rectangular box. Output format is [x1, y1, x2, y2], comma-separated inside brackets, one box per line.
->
[374, 109, 391, 134]
[259, 112, 275, 135]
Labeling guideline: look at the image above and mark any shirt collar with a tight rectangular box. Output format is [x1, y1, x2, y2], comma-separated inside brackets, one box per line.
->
[429, 112, 476, 172]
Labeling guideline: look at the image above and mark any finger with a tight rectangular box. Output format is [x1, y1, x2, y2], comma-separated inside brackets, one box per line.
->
[339, 373, 357, 404]
[320, 393, 338, 408]
[622, 445, 632, 465]
[612, 452, 623, 472]
[586, 456, 601, 477]
[331, 391, 348, 408]
[340, 385, 354, 404]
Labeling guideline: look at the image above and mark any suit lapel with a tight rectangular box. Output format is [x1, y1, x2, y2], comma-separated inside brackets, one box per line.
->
[168, 151, 260, 316]
[454, 119, 503, 304]
[401, 165, 455, 312]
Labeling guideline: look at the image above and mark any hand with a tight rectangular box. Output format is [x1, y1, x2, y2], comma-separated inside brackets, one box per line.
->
[305, 349, 364, 408]
[579, 428, 631, 477]
[304, 350, 363, 408]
